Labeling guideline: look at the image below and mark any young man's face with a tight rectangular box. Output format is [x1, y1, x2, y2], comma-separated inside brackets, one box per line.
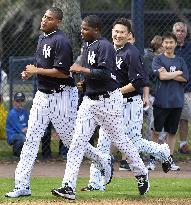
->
[173, 24, 187, 44]
[81, 21, 98, 41]
[40, 10, 60, 33]
[13, 100, 24, 109]
[112, 24, 130, 48]
[162, 37, 177, 55]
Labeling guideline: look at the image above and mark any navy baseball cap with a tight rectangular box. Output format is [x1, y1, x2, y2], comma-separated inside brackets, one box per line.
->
[14, 92, 25, 101]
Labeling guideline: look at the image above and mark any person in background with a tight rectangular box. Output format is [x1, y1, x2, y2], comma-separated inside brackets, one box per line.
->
[0, 94, 8, 140]
[172, 22, 191, 154]
[152, 32, 189, 171]
[6, 92, 29, 159]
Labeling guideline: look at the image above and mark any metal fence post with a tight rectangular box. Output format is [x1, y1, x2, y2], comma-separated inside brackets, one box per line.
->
[131, 0, 144, 54]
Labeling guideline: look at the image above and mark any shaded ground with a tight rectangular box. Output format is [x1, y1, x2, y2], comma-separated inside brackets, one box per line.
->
[0, 160, 190, 179]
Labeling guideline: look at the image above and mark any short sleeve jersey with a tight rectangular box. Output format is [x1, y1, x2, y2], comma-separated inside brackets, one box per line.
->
[175, 41, 191, 92]
[152, 54, 189, 108]
[35, 29, 75, 90]
[115, 42, 147, 98]
[82, 37, 119, 95]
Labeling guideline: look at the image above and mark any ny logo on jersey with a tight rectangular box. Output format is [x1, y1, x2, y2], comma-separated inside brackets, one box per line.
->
[116, 57, 123, 69]
[43, 44, 51, 58]
[88, 51, 96, 65]
[19, 115, 24, 121]
[169, 66, 176, 72]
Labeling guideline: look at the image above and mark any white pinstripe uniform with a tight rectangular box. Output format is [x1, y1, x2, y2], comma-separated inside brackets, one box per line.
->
[62, 37, 148, 192]
[13, 30, 115, 190]
[86, 42, 171, 190]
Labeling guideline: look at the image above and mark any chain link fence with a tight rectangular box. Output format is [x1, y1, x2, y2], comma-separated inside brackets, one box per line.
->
[0, 0, 191, 160]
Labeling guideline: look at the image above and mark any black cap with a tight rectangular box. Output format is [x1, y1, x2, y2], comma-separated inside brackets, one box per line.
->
[14, 92, 25, 101]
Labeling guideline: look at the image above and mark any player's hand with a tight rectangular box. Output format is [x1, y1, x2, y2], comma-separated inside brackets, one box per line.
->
[77, 80, 85, 91]
[177, 70, 183, 75]
[26, 64, 39, 74]
[21, 71, 33, 80]
[70, 63, 83, 73]
[143, 96, 150, 108]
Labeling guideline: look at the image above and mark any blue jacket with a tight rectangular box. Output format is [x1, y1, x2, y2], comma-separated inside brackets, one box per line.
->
[6, 107, 29, 144]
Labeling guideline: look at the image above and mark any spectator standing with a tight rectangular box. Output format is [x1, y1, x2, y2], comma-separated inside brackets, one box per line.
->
[152, 32, 189, 171]
[6, 92, 29, 159]
[173, 22, 191, 154]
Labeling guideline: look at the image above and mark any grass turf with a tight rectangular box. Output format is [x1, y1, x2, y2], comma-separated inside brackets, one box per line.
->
[0, 177, 191, 203]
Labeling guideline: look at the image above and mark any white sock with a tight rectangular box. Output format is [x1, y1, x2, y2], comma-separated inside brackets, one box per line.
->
[180, 141, 187, 148]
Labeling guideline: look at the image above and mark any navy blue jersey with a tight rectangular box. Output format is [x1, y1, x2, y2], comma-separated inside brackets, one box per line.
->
[35, 29, 75, 90]
[152, 54, 189, 108]
[115, 42, 148, 98]
[82, 37, 119, 95]
[175, 41, 191, 92]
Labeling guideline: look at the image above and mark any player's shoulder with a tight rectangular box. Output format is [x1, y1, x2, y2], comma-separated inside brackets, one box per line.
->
[98, 37, 114, 51]
[54, 30, 71, 44]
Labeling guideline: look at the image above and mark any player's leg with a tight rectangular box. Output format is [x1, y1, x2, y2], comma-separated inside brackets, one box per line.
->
[6, 91, 50, 197]
[51, 87, 110, 171]
[98, 90, 149, 195]
[51, 97, 113, 199]
[126, 97, 171, 168]
[81, 127, 111, 191]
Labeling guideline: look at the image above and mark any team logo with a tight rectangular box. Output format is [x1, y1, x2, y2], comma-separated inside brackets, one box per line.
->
[169, 66, 176, 72]
[88, 51, 96, 65]
[19, 115, 24, 121]
[116, 57, 123, 69]
[43, 44, 51, 58]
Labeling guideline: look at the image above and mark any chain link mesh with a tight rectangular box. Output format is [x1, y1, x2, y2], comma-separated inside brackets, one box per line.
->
[0, 0, 190, 159]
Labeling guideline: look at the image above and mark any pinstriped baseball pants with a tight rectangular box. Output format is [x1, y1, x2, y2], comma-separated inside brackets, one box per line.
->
[88, 95, 170, 189]
[63, 89, 148, 190]
[14, 87, 112, 189]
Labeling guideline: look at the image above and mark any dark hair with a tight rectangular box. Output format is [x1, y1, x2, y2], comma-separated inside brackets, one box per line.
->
[48, 7, 63, 20]
[112, 18, 132, 32]
[162, 32, 177, 43]
[82, 15, 102, 31]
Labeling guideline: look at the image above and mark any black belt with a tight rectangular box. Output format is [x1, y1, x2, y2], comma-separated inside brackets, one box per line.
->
[39, 88, 64, 94]
[87, 92, 110, 100]
[123, 97, 133, 102]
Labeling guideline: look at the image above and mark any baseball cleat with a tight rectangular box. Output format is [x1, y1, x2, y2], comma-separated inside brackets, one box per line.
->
[136, 173, 150, 195]
[5, 187, 31, 198]
[81, 184, 105, 191]
[162, 156, 172, 173]
[51, 183, 75, 200]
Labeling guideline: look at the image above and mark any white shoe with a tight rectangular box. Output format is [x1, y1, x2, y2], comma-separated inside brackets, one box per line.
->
[147, 159, 156, 171]
[170, 161, 180, 171]
[5, 187, 31, 198]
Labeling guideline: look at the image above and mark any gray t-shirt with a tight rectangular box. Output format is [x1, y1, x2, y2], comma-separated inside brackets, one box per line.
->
[152, 54, 189, 108]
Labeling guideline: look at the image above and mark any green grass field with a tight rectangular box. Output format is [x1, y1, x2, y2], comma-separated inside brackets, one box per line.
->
[0, 177, 191, 204]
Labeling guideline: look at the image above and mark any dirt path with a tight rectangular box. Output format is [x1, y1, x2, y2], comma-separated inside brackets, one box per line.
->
[0, 160, 190, 178]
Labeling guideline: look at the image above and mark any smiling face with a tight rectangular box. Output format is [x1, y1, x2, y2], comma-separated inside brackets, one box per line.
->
[80, 21, 98, 42]
[162, 37, 177, 56]
[112, 24, 130, 48]
[40, 10, 60, 34]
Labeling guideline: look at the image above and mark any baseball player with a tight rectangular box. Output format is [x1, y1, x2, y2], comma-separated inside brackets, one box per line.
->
[5, 8, 114, 198]
[80, 18, 172, 192]
[51, 15, 149, 200]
